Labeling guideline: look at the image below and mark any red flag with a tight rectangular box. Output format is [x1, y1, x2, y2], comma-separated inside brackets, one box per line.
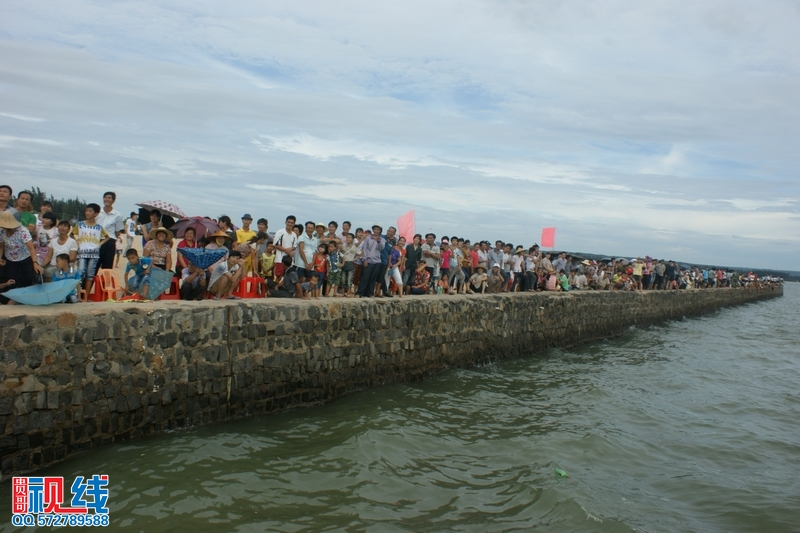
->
[397, 210, 415, 242]
[541, 227, 556, 248]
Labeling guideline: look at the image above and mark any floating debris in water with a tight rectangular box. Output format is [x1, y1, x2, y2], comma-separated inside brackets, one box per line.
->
[554, 468, 569, 477]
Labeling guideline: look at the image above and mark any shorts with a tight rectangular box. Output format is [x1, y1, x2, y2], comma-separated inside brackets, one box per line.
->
[296, 267, 311, 280]
[633, 275, 642, 282]
[312, 271, 326, 284]
[77, 257, 99, 281]
[274, 263, 286, 277]
[127, 273, 151, 292]
[328, 271, 342, 286]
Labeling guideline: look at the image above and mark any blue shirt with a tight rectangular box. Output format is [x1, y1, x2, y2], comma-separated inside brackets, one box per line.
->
[53, 267, 81, 297]
[379, 236, 394, 265]
[126, 257, 152, 277]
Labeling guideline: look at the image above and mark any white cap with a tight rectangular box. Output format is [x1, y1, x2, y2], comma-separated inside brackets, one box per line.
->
[492, 263, 500, 268]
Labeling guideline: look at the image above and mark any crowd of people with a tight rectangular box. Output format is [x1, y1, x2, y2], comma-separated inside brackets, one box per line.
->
[0, 185, 780, 305]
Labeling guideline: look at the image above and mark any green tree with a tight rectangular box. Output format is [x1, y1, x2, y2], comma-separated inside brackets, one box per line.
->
[13, 186, 89, 223]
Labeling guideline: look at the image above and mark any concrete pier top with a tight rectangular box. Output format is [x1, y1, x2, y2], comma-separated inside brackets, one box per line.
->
[0, 286, 782, 478]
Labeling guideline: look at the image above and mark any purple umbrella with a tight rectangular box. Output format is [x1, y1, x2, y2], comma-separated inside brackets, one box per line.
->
[170, 217, 220, 239]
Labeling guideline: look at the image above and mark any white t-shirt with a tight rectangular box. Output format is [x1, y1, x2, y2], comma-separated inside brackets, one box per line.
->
[125, 218, 137, 237]
[272, 228, 297, 262]
[48, 237, 79, 266]
[209, 261, 239, 289]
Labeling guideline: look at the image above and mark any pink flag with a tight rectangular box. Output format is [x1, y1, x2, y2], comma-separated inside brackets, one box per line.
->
[541, 227, 556, 248]
[397, 210, 415, 242]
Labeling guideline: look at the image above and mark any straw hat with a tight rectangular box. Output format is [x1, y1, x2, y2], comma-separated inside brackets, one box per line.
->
[515, 246, 524, 254]
[208, 230, 232, 240]
[151, 227, 174, 240]
[0, 211, 21, 230]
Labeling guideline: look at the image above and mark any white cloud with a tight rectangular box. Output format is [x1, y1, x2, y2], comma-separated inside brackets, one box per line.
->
[0, 112, 45, 122]
[0, 135, 62, 147]
[0, 0, 798, 269]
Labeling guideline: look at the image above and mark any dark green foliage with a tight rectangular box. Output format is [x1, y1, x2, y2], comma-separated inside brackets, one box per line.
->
[15, 186, 88, 223]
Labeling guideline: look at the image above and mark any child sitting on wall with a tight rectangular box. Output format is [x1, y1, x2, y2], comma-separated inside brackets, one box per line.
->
[124, 248, 152, 298]
[52, 253, 81, 303]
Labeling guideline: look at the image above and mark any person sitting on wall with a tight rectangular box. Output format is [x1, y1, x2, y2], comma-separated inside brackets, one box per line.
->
[208, 250, 243, 300]
[265, 255, 305, 298]
[468, 265, 488, 294]
[544, 268, 559, 291]
[487, 263, 504, 293]
[408, 261, 431, 295]
[181, 263, 208, 301]
[124, 248, 152, 299]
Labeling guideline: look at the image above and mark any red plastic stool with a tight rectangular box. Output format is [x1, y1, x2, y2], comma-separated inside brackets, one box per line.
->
[158, 277, 181, 300]
[87, 276, 105, 302]
[233, 277, 262, 298]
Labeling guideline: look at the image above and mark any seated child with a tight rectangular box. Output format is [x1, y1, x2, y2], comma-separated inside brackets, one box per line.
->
[300, 273, 320, 299]
[558, 269, 570, 291]
[52, 253, 82, 303]
[124, 248, 152, 298]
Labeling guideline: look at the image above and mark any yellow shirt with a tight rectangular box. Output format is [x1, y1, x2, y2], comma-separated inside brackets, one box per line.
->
[235, 228, 256, 244]
[260, 252, 276, 278]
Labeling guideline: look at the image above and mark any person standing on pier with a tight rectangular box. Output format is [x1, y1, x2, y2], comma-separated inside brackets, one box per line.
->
[421, 233, 440, 293]
[356, 224, 385, 298]
[296, 221, 319, 282]
[96, 192, 124, 271]
[0, 185, 20, 221]
[272, 215, 298, 280]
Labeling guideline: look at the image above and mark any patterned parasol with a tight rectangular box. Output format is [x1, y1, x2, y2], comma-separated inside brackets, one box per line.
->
[177, 248, 228, 270]
[136, 200, 187, 219]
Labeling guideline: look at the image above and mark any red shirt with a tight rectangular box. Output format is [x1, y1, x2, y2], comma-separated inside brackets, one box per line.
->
[313, 253, 327, 273]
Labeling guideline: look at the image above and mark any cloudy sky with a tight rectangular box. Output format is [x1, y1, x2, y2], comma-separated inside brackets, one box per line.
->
[1, 0, 798, 269]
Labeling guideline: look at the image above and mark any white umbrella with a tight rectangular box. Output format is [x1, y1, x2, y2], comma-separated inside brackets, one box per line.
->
[136, 200, 187, 219]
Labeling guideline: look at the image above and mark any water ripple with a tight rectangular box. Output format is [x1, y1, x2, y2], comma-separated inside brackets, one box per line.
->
[2, 285, 799, 532]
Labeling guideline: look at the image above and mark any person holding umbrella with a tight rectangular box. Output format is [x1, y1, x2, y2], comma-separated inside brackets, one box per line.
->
[142, 209, 163, 244]
[0, 211, 44, 305]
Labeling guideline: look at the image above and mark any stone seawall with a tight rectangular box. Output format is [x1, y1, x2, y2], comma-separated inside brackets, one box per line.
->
[0, 286, 782, 478]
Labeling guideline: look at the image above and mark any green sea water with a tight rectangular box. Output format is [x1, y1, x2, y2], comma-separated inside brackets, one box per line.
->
[2, 285, 798, 532]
